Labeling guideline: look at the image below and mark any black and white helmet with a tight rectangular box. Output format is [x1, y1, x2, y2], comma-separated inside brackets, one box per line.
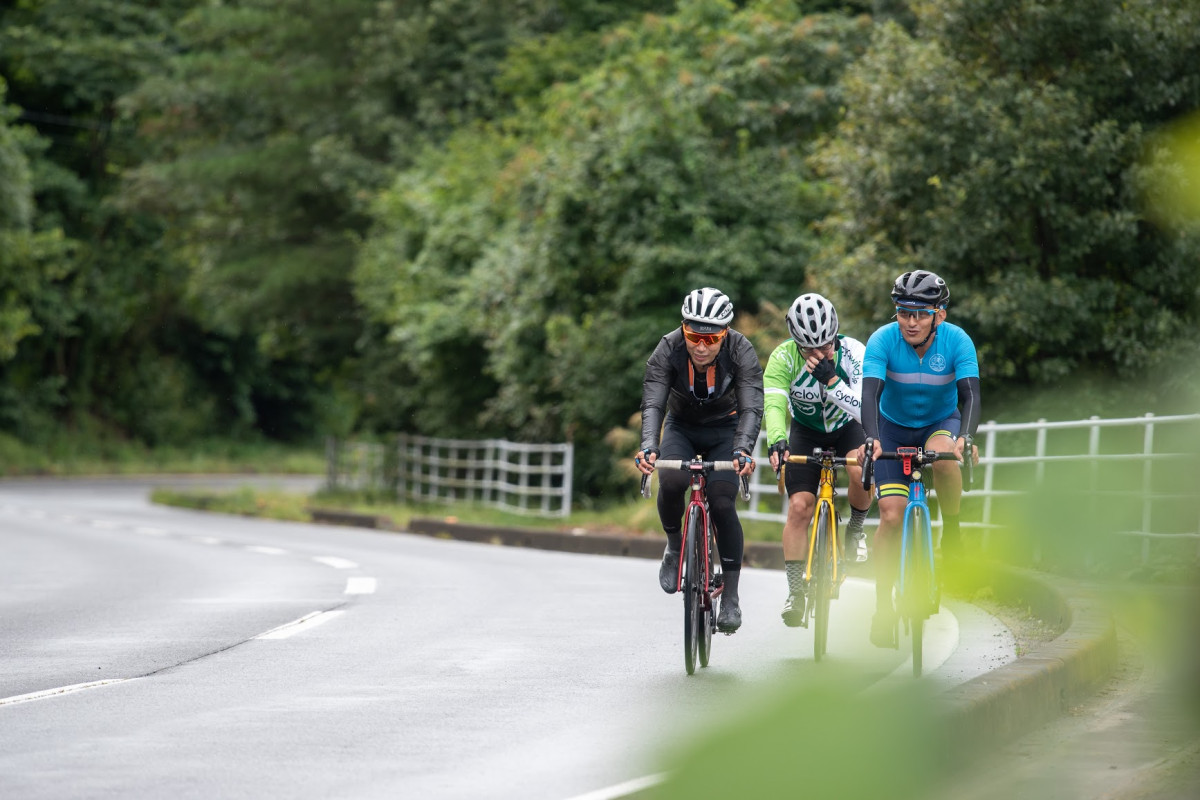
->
[681, 287, 734, 333]
[891, 270, 949, 307]
[786, 293, 839, 348]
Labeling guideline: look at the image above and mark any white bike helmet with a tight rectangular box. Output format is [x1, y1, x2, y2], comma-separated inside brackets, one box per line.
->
[681, 287, 734, 333]
[786, 293, 839, 348]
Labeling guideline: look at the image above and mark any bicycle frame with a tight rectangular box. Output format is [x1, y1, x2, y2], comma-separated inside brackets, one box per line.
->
[896, 448, 936, 617]
[674, 462, 718, 598]
[808, 461, 842, 585]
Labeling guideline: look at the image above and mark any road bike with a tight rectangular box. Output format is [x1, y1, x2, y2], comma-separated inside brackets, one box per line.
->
[642, 458, 750, 675]
[862, 443, 970, 677]
[780, 449, 859, 661]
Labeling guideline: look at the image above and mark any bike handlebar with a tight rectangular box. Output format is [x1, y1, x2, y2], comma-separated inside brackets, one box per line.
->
[861, 443, 977, 491]
[873, 449, 962, 465]
[785, 453, 859, 468]
[652, 459, 739, 471]
[639, 459, 751, 502]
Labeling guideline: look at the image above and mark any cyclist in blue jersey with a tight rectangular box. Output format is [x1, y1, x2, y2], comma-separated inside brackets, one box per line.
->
[855, 270, 981, 648]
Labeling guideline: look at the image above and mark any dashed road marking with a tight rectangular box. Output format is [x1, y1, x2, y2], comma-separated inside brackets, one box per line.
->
[313, 556, 357, 570]
[0, 679, 134, 708]
[345, 577, 377, 595]
[255, 610, 345, 640]
[561, 774, 667, 800]
[246, 545, 287, 556]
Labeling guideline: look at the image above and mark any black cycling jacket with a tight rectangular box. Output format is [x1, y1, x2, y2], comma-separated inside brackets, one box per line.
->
[639, 328, 764, 456]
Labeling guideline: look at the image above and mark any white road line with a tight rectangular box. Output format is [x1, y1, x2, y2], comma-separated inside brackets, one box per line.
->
[135, 526, 167, 536]
[193, 536, 222, 546]
[246, 545, 287, 556]
[28, 509, 46, 518]
[91, 520, 119, 529]
[312, 556, 358, 570]
[0, 679, 133, 708]
[255, 610, 345, 640]
[561, 774, 667, 800]
[344, 577, 377, 595]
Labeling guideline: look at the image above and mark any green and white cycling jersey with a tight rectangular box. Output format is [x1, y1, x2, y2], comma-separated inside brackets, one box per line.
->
[763, 334, 866, 442]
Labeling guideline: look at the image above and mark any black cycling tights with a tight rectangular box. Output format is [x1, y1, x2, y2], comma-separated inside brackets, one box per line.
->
[657, 471, 743, 572]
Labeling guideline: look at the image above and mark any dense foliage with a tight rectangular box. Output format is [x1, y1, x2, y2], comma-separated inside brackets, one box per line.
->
[1, 0, 1197, 496]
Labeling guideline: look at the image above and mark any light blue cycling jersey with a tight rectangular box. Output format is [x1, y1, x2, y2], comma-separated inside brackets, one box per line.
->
[863, 321, 979, 428]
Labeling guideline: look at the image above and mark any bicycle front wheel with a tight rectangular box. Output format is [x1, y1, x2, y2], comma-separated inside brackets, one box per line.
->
[903, 504, 934, 677]
[698, 527, 714, 668]
[683, 506, 703, 676]
[812, 503, 833, 662]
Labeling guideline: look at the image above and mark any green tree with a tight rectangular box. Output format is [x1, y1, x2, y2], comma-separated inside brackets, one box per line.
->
[358, 0, 871, 496]
[813, 0, 1200, 385]
[1, 2, 213, 442]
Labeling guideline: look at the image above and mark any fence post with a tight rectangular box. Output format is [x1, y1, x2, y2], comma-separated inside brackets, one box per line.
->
[325, 436, 339, 491]
[1141, 414, 1155, 565]
[981, 422, 997, 549]
[1032, 420, 1047, 564]
[562, 445, 574, 517]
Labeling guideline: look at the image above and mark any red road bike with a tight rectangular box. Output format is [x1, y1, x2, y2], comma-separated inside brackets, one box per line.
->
[642, 457, 749, 675]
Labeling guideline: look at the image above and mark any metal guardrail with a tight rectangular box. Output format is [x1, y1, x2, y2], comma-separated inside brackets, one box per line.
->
[741, 413, 1200, 565]
[325, 435, 573, 518]
[327, 413, 1198, 562]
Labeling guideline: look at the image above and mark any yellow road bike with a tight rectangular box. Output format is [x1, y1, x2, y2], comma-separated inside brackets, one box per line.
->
[781, 449, 859, 661]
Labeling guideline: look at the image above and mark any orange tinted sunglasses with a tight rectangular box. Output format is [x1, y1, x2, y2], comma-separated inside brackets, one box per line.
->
[682, 325, 728, 346]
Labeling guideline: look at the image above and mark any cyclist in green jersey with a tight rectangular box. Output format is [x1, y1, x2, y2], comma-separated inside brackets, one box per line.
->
[764, 293, 873, 627]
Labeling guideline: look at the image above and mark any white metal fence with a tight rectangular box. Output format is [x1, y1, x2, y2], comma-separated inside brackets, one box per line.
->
[742, 413, 1200, 565]
[325, 434, 573, 517]
[326, 413, 1198, 561]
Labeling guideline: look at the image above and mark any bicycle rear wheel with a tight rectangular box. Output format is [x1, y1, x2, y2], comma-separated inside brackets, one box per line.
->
[812, 503, 833, 661]
[683, 506, 703, 675]
[698, 527, 714, 668]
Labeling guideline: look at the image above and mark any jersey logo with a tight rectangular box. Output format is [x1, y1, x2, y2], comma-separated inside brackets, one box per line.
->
[797, 402, 818, 417]
[791, 386, 823, 403]
[929, 353, 947, 372]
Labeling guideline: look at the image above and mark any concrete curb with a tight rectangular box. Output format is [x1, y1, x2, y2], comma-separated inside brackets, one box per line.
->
[308, 508, 1118, 758]
[940, 562, 1118, 760]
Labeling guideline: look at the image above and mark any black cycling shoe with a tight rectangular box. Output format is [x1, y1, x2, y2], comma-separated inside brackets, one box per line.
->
[781, 592, 807, 628]
[658, 547, 680, 594]
[716, 595, 742, 632]
[869, 609, 899, 649]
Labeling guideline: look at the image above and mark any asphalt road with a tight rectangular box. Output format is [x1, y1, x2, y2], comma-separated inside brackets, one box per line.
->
[0, 478, 1017, 799]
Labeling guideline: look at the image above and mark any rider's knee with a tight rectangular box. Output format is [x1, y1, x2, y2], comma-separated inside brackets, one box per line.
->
[876, 497, 906, 526]
[788, 492, 815, 517]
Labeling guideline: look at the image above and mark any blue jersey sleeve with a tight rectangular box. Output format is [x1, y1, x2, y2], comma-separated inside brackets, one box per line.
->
[862, 324, 894, 381]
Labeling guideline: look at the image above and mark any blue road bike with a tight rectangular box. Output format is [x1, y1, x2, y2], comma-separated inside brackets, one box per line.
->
[863, 445, 969, 677]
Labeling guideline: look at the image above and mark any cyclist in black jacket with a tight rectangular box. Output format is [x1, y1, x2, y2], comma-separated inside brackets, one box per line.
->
[634, 287, 763, 632]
